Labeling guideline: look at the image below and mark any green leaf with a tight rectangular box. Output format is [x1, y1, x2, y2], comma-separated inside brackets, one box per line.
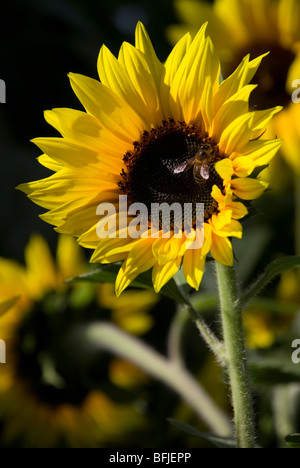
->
[285, 434, 300, 448]
[242, 256, 300, 307]
[0, 296, 19, 317]
[69, 264, 191, 305]
[168, 419, 236, 448]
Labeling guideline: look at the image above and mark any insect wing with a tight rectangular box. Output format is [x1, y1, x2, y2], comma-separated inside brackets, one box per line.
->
[200, 163, 210, 179]
[173, 162, 189, 174]
[173, 157, 194, 174]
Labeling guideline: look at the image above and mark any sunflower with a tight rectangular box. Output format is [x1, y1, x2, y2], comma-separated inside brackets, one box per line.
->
[0, 234, 85, 339]
[18, 22, 281, 295]
[0, 235, 147, 447]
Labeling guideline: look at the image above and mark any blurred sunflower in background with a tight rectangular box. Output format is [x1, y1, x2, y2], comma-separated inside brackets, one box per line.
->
[168, 0, 300, 192]
[0, 234, 157, 447]
[244, 268, 300, 349]
[0, 234, 86, 337]
[18, 22, 281, 295]
[168, 0, 300, 110]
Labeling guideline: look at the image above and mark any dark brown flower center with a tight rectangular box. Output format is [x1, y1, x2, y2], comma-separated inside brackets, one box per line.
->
[227, 43, 295, 109]
[119, 119, 223, 228]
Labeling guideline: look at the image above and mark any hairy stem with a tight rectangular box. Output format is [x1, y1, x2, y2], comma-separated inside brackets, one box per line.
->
[186, 303, 227, 366]
[215, 262, 256, 448]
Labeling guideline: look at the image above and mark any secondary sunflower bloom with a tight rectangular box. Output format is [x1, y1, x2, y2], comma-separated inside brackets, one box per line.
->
[0, 233, 86, 338]
[274, 103, 300, 175]
[0, 236, 146, 447]
[243, 269, 300, 349]
[168, 0, 300, 110]
[18, 22, 282, 295]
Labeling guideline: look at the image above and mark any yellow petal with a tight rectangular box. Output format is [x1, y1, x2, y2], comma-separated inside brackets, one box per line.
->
[200, 76, 214, 132]
[69, 73, 143, 143]
[210, 234, 233, 266]
[170, 24, 219, 123]
[211, 210, 233, 232]
[202, 222, 212, 256]
[108, 285, 157, 335]
[54, 199, 114, 236]
[56, 235, 86, 281]
[25, 234, 59, 298]
[278, 0, 300, 46]
[232, 139, 282, 166]
[152, 257, 182, 293]
[276, 105, 300, 174]
[213, 85, 256, 140]
[216, 54, 269, 111]
[37, 154, 63, 172]
[232, 156, 256, 177]
[31, 138, 100, 169]
[118, 42, 163, 125]
[0, 296, 20, 317]
[0, 258, 29, 294]
[97, 44, 153, 127]
[226, 201, 248, 220]
[215, 158, 234, 181]
[250, 106, 282, 137]
[183, 249, 206, 290]
[43, 108, 110, 154]
[231, 177, 269, 200]
[211, 184, 225, 205]
[115, 238, 157, 296]
[135, 22, 163, 92]
[219, 112, 254, 154]
[152, 234, 186, 265]
[162, 33, 191, 116]
[91, 237, 138, 264]
[213, 218, 243, 239]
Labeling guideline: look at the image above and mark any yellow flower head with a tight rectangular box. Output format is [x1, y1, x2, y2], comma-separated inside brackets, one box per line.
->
[18, 22, 281, 295]
[0, 234, 86, 335]
[0, 235, 145, 447]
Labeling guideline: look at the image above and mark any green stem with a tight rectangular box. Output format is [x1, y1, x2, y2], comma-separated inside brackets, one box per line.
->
[185, 303, 227, 365]
[167, 307, 189, 366]
[72, 321, 233, 437]
[215, 262, 256, 448]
